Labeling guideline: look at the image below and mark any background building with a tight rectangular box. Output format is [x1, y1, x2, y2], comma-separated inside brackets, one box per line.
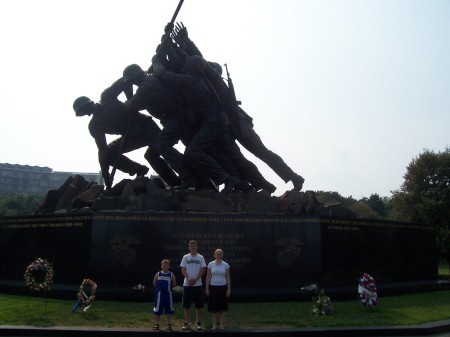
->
[0, 163, 102, 195]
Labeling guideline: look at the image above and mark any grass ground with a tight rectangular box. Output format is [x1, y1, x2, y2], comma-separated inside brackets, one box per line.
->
[439, 262, 450, 278]
[1, 290, 450, 330]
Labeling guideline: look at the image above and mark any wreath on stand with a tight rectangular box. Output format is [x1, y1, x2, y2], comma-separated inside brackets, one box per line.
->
[24, 258, 54, 291]
[72, 278, 97, 312]
[358, 273, 377, 308]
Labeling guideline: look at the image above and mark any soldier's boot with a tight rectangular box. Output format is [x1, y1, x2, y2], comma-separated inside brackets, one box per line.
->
[135, 165, 149, 177]
[221, 176, 240, 194]
[291, 174, 305, 192]
[237, 180, 255, 193]
[173, 176, 199, 190]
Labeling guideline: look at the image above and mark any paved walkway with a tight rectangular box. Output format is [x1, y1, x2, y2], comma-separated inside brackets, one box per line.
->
[1, 320, 450, 337]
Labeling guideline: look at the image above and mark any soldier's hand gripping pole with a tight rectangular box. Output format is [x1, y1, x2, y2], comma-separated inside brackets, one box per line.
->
[155, 0, 185, 61]
[162, 0, 185, 44]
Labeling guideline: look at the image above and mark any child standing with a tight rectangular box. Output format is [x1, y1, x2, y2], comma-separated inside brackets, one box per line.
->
[153, 259, 177, 331]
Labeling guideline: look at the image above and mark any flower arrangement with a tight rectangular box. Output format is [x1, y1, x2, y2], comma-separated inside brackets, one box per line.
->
[312, 289, 333, 315]
[132, 283, 146, 292]
[77, 278, 97, 306]
[24, 258, 54, 291]
[358, 273, 377, 308]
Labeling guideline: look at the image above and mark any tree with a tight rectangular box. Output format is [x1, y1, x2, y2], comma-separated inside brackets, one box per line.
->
[315, 191, 357, 208]
[389, 147, 450, 261]
[316, 191, 390, 218]
[0, 193, 43, 216]
[359, 193, 390, 218]
[349, 201, 381, 219]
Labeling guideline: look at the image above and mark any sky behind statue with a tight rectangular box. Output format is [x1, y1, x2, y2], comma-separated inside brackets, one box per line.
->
[0, 0, 448, 199]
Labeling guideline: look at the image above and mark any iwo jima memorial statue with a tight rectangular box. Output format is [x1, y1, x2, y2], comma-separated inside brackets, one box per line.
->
[0, 1, 440, 301]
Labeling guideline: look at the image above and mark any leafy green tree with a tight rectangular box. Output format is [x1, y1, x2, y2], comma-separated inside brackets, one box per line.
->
[349, 201, 381, 219]
[315, 191, 357, 208]
[315, 191, 384, 218]
[359, 193, 390, 218]
[389, 147, 450, 261]
[0, 193, 43, 216]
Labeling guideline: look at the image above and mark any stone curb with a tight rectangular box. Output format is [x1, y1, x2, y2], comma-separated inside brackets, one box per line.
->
[1, 320, 450, 337]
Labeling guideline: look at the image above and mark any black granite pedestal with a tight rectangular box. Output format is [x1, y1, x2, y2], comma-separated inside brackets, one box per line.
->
[0, 212, 438, 300]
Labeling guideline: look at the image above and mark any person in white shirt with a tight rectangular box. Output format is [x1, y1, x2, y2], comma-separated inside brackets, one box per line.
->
[205, 248, 231, 330]
[180, 240, 206, 331]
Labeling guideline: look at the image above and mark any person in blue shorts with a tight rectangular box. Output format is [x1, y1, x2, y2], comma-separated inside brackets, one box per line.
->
[152, 259, 177, 331]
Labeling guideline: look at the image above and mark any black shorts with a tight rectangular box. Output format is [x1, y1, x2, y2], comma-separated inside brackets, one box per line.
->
[182, 286, 204, 309]
[208, 285, 228, 313]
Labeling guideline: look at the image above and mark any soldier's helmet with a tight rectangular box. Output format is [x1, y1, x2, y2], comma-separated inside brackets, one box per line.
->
[123, 64, 144, 83]
[73, 96, 94, 116]
[208, 62, 222, 76]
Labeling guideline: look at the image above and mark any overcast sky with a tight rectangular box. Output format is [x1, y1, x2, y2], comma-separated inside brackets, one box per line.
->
[0, 0, 449, 199]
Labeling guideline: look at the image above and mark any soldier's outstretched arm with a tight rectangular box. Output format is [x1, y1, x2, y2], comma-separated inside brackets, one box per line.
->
[100, 77, 129, 103]
[171, 22, 203, 57]
[123, 83, 134, 100]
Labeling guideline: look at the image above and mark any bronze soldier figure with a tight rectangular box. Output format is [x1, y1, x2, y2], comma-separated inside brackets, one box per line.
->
[151, 45, 275, 193]
[73, 77, 179, 189]
[171, 22, 305, 192]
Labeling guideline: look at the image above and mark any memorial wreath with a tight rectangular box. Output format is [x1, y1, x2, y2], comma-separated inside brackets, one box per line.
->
[358, 273, 377, 308]
[77, 278, 97, 306]
[24, 258, 54, 291]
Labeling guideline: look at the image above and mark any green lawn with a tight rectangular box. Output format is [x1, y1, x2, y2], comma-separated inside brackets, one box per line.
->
[439, 262, 450, 277]
[1, 291, 450, 330]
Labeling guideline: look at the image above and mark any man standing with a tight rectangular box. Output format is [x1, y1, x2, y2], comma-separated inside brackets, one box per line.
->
[180, 240, 206, 331]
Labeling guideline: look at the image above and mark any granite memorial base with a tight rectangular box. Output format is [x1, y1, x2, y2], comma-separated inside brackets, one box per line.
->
[0, 212, 439, 301]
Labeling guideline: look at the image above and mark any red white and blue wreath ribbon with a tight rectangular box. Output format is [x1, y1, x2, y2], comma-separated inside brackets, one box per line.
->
[358, 273, 377, 307]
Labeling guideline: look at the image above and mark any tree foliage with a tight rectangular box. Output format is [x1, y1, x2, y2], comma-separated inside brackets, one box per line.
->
[316, 191, 389, 219]
[389, 147, 450, 259]
[359, 193, 390, 218]
[0, 193, 43, 216]
[315, 191, 357, 208]
[349, 201, 381, 219]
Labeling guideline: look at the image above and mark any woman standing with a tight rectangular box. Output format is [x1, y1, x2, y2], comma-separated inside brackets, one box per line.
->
[205, 248, 231, 330]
